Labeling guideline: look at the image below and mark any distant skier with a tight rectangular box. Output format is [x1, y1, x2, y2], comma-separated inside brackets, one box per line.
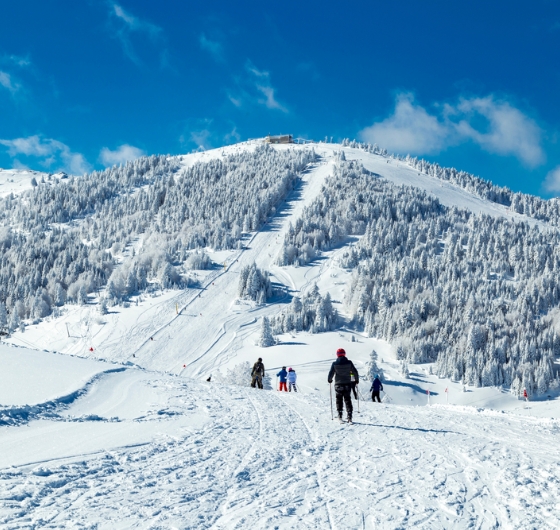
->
[277, 366, 288, 392]
[251, 357, 265, 389]
[370, 374, 383, 403]
[287, 367, 297, 392]
[328, 348, 359, 423]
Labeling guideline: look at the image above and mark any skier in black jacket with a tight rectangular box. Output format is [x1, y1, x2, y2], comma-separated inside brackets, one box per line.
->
[328, 348, 359, 423]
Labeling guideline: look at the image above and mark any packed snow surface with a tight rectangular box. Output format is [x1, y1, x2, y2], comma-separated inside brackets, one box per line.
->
[2, 141, 560, 527]
[1, 345, 559, 528]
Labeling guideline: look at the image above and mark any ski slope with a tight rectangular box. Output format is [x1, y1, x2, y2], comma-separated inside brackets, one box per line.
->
[1, 344, 560, 528]
[3, 141, 560, 527]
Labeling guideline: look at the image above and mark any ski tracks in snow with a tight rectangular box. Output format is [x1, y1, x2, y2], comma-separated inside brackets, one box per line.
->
[2, 378, 560, 528]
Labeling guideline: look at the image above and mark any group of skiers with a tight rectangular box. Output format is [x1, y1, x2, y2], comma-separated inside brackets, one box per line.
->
[250, 349, 384, 424]
[249, 358, 298, 392]
[276, 366, 298, 392]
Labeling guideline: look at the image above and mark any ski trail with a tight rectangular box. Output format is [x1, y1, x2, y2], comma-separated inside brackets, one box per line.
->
[274, 391, 336, 530]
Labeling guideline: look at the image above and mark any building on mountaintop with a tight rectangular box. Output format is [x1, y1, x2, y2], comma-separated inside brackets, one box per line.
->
[264, 134, 293, 144]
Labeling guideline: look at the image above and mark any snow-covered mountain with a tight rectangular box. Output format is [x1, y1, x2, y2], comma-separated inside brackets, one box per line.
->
[1, 139, 560, 528]
[1, 140, 557, 393]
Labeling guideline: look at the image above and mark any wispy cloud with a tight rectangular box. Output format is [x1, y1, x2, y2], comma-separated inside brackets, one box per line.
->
[227, 60, 288, 113]
[109, 3, 165, 66]
[179, 118, 214, 152]
[0, 71, 19, 94]
[255, 84, 287, 112]
[0, 135, 91, 174]
[359, 93, 545, 167]
[99, 144, 145, 167]
[227, 93, 242, 107]
[6, 54, 31, 68]
[543, 166, 560, 194]
[224, 126, 241, 144]
[199, 33, 224, 62]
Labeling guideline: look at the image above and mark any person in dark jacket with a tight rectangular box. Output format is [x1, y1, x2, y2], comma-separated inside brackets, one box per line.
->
[327, 348, 359, 422]
[251, 358, 265, 389]
[277, 366, 288, 392]
[370, 374, 383, 402]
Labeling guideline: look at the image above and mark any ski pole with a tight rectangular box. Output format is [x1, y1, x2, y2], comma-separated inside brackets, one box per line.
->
[357, 386, 360, 414]
[358, 388, 367, 402]
[329, 383, 333, 420]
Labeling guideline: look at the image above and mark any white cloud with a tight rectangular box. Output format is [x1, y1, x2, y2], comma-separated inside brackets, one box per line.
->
[0, 135, 91, 174]
[99, 144, 146, 167]
[452, 97, 544, 167]
[189, 129, 212, 151]
[543, 166, 560, 194]
[224, 126, 241, 144]
[359, 93, 545, 167]
[199, 33, 223, 61]
[110, 3, 164, 65]
[359, 93, 450, 154]
[0, 70, 19, 94]
[256, 85, 288, 112]
[232, 60, 288, 113]
[227, 93, 242, 107]
[246, 62, 269, 78]
[5, 54, 31, 68]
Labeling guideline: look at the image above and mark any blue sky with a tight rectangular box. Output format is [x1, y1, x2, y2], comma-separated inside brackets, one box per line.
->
[1, 1, 560, 196]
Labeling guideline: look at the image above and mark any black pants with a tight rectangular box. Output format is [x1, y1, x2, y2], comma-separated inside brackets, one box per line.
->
[372, 391, 381, 402]
[335, 384, 353, 418]
[251, 374, 263, 389]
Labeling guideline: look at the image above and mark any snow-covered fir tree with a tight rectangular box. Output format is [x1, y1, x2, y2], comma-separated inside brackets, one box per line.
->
[258, 316, 276, 347]
[272, 285, 338, 334]
[238, 263, 272, 302]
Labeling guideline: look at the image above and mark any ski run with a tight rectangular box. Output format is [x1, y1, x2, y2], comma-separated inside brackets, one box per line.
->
[1, 141, 560, 528]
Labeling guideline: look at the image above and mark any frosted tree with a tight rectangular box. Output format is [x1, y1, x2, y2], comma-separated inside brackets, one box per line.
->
[238, 263, 272, 302]
[365, 349, 384, 381]
[225, 361, 253, 387]
[0, 302, 7, 332]
[258, 316, 276, 347]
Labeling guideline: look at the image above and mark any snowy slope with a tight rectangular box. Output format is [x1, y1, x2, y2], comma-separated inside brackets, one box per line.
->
[3, 141, 560, 527]
[1, 347, 560, 528]
[0, 168, 55, 197]
[0, 344, 118, 407]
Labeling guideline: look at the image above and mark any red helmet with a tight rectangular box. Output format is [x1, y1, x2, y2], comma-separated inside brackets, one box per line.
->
[336, 348, 346, 356]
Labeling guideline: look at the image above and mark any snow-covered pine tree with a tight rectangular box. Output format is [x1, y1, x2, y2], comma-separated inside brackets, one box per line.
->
[258, 316, 275, 347]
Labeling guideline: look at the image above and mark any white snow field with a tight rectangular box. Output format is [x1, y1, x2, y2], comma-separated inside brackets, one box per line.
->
[0, 168, 57, 198]
[2, 141, 560, 528]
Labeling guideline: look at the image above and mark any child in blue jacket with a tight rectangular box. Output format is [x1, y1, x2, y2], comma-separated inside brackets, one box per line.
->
[277, 366, 288, 392]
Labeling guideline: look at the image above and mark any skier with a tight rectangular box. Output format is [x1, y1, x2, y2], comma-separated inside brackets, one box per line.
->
[287, 367, 297, 392]
[251, 357, 265, 389]
[370, 374, 383, 402]
[328, 348, 359, 423]
[277, 366, 288, 392]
